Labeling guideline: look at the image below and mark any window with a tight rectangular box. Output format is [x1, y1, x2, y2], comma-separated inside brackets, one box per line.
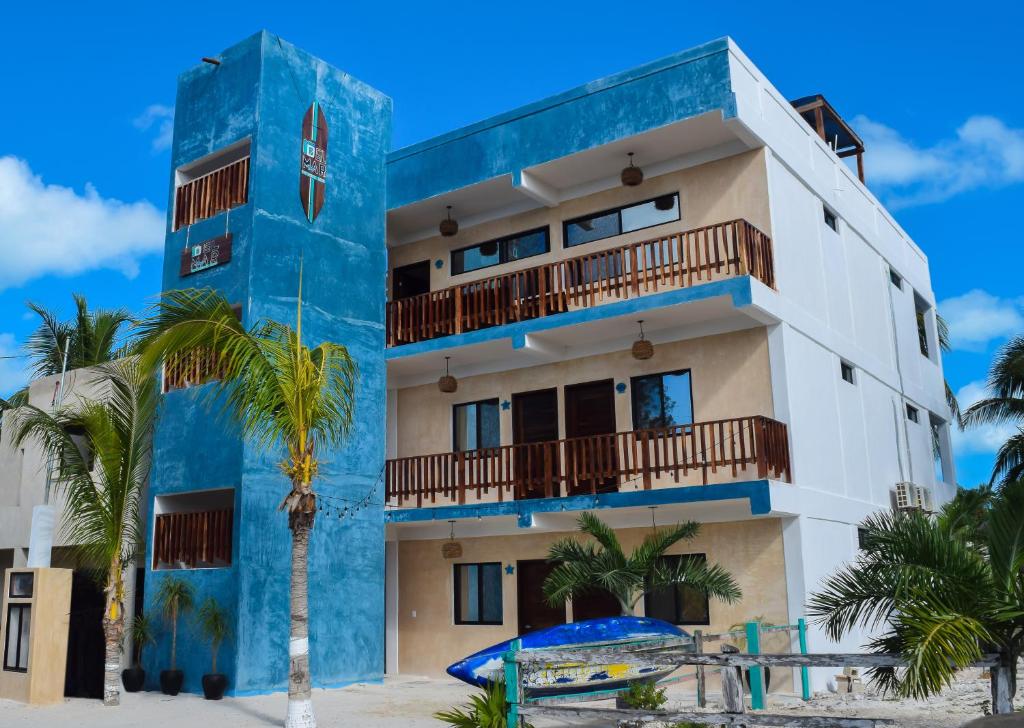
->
[453, 399, 501, 452]
[644, 554, 710, 625]
[889, 269, 903, 290]
[9, 572, 32, 598]
[931, 414, 950, 483]
[857, 527, 870, 550]
[631, 370, 694, 430]
[152, 489, 234, 570]
[823, 207, 838, 232]
[454, 562, 503, 625]
[451, 228, 549, 275]
[840, 361, 855, 384]
[564, 194, 680, 248]
[914, 293, 932, 358]
[906, 404, 920, 423]
[173, 139, 251, 231]
[4, 604, 31, 672]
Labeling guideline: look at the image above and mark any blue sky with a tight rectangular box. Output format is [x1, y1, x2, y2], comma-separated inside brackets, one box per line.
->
[1, 1, 1021, 486]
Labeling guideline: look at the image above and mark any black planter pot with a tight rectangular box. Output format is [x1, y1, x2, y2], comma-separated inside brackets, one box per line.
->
[743, 665, 772, 693]
[202, 673, 229, 700]
[122, 666, 146, 692]
[160, 669, 184, 696]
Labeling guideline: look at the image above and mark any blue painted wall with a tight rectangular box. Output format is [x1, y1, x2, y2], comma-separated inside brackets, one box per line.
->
[145, 30, 392, 695]
[386, 39, 735, 209]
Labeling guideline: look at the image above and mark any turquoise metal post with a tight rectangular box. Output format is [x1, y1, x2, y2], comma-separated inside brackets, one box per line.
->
[797, 618, 811, 701]
[746, 621, 766, 710]
[503, 638, 522, 728]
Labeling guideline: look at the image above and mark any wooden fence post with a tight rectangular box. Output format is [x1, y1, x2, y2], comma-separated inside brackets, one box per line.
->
[720, 644, 745, 715]
[504, 638, 521, 728]
[798, 618, 811, 701]
[694, 629, 706, 708]
[746, 621, 766, 710]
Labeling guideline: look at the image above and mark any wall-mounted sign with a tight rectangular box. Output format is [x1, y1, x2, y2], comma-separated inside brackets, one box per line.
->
[299, 100, 328, 223]
[179, 234, 232, 277]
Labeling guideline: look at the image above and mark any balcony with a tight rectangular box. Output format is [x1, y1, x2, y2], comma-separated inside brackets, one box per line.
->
[386, 219, 774, 348]
[385, 415, 790, 508]
[152, 508, 233, 569]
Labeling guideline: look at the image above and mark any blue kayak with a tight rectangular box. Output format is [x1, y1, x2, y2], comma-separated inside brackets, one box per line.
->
[446, 616, 688, 696]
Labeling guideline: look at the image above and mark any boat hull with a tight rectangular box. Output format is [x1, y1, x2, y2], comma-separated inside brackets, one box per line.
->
[446, 616, 687, 696]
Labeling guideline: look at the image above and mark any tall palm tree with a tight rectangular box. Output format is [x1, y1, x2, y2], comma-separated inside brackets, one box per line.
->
[807, 481, 1024, 712]
[0, 360, 156, 706]
[962, 336, 1024, 485]
[542, 512, 741, 617]
[136, 281, 357, 728]
[8, 294, 133, 405]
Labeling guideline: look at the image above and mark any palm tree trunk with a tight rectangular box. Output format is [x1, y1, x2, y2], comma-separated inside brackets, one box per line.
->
[102, 563, 124, 706]
[286, 520, 315, 728]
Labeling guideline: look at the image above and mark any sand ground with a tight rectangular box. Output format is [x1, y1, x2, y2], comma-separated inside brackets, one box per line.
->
[0, 672, 996, 728]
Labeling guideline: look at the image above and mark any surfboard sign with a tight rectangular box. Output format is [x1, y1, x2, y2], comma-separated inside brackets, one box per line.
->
[446, 616, 687, 697]
[299, 100, 328, 223]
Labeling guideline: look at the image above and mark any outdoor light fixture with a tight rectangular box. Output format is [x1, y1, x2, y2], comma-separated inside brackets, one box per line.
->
[631, 320, 654, 360]
[654, 194, 675, 211]
[201, 57, 221, 65]
[620, 152, 644, 187]
[438, 356, 458, 393]
[442, 520, 463, 558]
[439, 205, 459, 237]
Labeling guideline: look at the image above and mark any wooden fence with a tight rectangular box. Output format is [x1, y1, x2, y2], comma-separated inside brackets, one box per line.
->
[502, 637, 1005, 728]
[173, 156, 250, 231]
[386, 416, 790, 507]
[152, 509, 233, 569]
[386, 218, 774, 347]
[162, 347, 228, 393]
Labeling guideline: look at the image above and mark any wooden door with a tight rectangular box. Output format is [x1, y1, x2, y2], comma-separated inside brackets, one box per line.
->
[512, 388, 559, 499]
[571, 589, 622, 622]
[564, 379, 618, 494]
[517, 559, 565, 634]
[392, 260, 431, 300]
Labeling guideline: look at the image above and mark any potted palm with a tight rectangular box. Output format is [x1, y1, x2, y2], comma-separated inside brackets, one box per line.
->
[122, 613, 155, 692]
[155, 577, 194, 695]
[196, 597, 232, 700]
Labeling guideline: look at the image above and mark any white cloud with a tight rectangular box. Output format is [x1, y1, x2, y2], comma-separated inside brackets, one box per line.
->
[133, 104, 174, 152]
[0, 334, 29, 398]
[939, 289, 1024, 352]
[0, 156, 164, 291]
[952, 379, 1018, 456]
[854, 114, 1024, 208]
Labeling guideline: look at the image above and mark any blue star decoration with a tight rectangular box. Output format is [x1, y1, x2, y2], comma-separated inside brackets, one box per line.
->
[435, 259, 444, 269]
[615, 382, 627, 394]
[501, 400, 511, 410]
[505, 564, 515, 575]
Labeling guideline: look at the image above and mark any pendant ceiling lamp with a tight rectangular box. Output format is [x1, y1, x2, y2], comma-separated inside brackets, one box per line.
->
[631, 319, 654, 360]
[439, 205, 459, 237]
[621, 152, 644, 187]
[438, 356, 458, 393]
[442, 520, 463, 558]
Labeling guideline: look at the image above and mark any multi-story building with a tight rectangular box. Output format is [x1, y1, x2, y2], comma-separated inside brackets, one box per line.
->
[142, 31, 955, 696]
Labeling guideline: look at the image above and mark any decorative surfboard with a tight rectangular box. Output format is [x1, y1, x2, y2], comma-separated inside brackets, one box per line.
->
[446, 616, 687, 697]
[299, 100, 328, 223]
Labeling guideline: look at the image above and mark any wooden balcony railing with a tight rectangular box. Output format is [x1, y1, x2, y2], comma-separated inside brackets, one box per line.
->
[173, 156, 250, 231]
[162, 347, 228, 393]
[152, 508, 233, 569]
[385, 415, 790, 507]
[386, 219, 774, 347]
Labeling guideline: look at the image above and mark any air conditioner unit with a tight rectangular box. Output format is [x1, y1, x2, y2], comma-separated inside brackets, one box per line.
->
[914, 484, 934, 513]
[894, 482, 921, 511]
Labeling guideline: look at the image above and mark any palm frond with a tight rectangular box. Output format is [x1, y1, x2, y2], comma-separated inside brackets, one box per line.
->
[630, 521, 701, 572]
[651, 556, 742, 605]
[991, 429, 1024, 487]
[576, 512, 625, 560]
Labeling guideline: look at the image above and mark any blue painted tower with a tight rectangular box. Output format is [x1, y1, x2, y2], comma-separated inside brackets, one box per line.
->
[144, 31, 392, 695]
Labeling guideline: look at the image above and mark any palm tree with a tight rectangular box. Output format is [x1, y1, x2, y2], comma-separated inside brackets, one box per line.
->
[136, 280, 357, 728]
[542, 512, 741, 617]
[155, 577, 195, 673]
[9, 294, 133, 405]
[0, 360, 155, 706]
[807, 481, 1024, 712]
[962, 336, 1024, 485]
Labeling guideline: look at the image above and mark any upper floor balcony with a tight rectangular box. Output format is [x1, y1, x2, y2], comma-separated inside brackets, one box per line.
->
[385, 414, 790, 509]
[386, 218, 774, 348]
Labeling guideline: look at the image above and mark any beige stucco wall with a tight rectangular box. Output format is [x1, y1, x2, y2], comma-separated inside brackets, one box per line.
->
[395, 517, 791, 687]
[395, 327, 773, 460]
[388, 149, 772, 292]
